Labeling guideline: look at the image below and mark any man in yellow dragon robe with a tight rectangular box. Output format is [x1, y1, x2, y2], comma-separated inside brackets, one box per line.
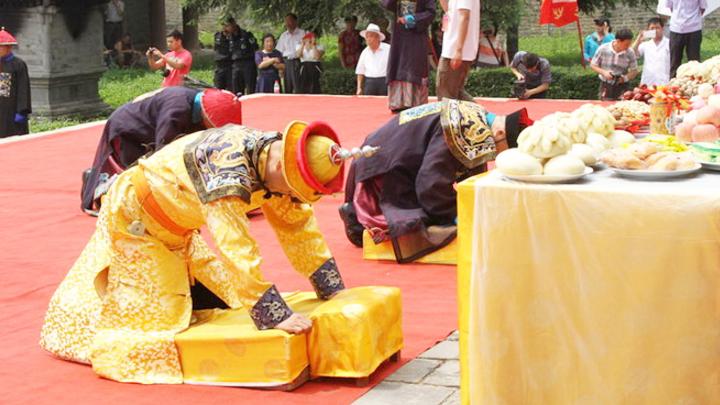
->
[40, 120, 362, 384]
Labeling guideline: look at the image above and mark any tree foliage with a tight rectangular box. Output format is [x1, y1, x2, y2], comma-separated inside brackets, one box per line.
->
[182, 0, 388, 34]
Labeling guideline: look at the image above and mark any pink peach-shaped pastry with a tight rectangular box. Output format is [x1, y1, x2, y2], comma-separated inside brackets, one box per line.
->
[692, 96, 706, 110]
[691, 124, 720, 142]
[683, 110, 698, 126]
[695, 106, 720, 126]
[674, 122, 695, 142]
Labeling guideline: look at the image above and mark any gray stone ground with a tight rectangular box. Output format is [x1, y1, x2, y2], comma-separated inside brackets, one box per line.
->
[353, 331, 460, 405]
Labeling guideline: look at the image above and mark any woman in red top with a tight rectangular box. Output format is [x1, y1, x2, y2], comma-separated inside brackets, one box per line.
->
[338, 16, 363, 69]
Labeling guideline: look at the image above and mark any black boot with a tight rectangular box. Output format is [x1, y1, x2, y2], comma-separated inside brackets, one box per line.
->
[338, 203, 364, 247]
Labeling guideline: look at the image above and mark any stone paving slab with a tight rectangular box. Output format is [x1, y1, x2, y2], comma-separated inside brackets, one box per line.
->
[418, 340, 459, 360]
[353, 382, 456, 405]
[422, 360, 459, 387]
[385, 358, 442, 384]
[441, 390, 460, 405]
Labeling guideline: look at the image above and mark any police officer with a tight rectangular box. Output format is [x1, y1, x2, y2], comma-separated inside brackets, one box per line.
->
[213, 18, 236, 91]
[230, 23, 259, 96]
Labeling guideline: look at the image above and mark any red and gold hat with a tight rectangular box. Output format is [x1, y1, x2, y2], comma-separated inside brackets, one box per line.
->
[281, 121, 343, 203]
[200, 89, 243, 127]
[0, 27, 18, 46]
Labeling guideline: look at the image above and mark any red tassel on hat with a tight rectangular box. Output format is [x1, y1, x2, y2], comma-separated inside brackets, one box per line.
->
[0, 27, 18, 46]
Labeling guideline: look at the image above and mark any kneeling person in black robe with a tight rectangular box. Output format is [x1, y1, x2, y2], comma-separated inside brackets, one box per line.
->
[81, 86, 242, 215]
[340, 100, 533, 263]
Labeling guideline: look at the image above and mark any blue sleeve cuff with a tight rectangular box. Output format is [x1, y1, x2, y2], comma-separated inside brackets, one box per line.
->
[486, 112, 496, 127]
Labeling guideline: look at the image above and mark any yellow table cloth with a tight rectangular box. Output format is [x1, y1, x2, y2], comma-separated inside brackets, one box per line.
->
[457, 170, 720, 404]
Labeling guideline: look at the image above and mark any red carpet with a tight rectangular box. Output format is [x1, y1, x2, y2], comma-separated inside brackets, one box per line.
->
[0, 95, 594, 405]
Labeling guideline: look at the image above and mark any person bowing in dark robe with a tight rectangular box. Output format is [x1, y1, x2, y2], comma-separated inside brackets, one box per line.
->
[0, 27, 31, 138]
[382, 0, 435, 112]
[81, 87, 242, 215]
[339, 100, 534, 263]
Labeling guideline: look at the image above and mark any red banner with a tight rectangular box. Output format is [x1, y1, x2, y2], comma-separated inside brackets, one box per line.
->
[539, 0, 579, 27]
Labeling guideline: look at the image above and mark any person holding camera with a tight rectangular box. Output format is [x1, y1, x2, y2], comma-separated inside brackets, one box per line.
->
[510, 51, 551, 99]
[590, 28, 638, 101]
[633, 17, 670, 86]
[147, 30, 192, 88]
[295, 32, 325, 94]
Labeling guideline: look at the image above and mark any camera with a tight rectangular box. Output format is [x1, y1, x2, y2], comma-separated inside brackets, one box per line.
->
[512, 79, 527, 99]
[609, 73, 623, 86]
[162, 69, 171, 77]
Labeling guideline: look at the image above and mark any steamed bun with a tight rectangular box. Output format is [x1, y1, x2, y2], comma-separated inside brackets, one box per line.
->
[543, 154, 586, 175]
[495, 148, 543, 176]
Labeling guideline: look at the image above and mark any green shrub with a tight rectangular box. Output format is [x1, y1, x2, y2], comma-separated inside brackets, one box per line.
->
[318, 65, 639, 100]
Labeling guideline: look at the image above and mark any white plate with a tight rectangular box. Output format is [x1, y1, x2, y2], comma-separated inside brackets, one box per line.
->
[611, 163, 702, 179]
[503, 167, 593, 184]
[700, 161, 720, 171]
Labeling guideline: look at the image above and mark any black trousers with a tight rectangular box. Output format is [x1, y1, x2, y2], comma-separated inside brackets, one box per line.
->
[298, 61, 323, 94]
[364, 77, 388, 95]
[669, 30, 702, 78]
[284, 58, 301, 94]
[598, 81, 629, 101]
[232, 59, 257, 96]
[213, 61, 232, 91]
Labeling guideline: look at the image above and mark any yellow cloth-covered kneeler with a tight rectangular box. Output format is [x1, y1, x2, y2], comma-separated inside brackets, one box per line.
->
[362, 231, 457, 265]
[175, 286, 403, 388]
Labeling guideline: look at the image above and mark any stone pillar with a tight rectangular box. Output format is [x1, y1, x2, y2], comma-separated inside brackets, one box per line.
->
[0, 4, 108, 118]
[149, 0, 167, 49]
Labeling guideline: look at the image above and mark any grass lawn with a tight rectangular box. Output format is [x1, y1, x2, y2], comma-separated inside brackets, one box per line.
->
[29, 32, 720, 133]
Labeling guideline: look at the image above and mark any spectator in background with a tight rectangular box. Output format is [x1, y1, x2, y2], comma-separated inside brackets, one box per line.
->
[0, 27, 31, 138]
[112, 33, 142, 68]
[510, 51, 552, 99]
[436, 0, 480, 101]
[584, 17, 614, 63]
[476, 26, 508, 68]
[296, 32, 324, 94]
[382, 0, 436, 112]
[591, 28, 639, 100]
[147, 30, 193, 88]
[633, 17, 670, 86]
[339, 16, 363, 69]
[377, 17, 392, 44]
[255, 34, 285, 93]
[277, 13, 306, 94]
[230, 22, 259, 95]
[104, 0, 124, 50]
[213, 18, 237, 91]
[355, 24, 391, 96]
[665, 0, 706, 78]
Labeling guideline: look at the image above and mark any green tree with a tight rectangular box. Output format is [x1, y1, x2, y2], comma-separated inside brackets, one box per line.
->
[182, 0, 388, 34]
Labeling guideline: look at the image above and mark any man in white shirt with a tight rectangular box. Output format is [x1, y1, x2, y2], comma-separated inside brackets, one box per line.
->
[633, 17, 671, 86]
[436, 0, 480, 101]
[665, 0, 706, 78]
[355, 24, 391, 96]
[276, 13, 306, 94]
[104, 0, 124, 50]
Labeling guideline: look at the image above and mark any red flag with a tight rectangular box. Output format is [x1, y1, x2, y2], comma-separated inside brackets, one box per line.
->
[539, 0, 579, 27]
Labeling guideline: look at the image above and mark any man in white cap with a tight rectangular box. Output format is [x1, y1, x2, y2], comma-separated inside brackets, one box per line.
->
[355, 23, 391, 96]
[0, 27, 31, 138]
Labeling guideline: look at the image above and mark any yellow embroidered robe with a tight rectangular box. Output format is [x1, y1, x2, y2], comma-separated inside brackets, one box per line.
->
[40, 125, 344, 384]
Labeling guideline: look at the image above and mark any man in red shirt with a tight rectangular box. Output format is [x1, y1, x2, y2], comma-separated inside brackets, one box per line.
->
[338, 16, 363, 69]
[147, 30, 193, 87]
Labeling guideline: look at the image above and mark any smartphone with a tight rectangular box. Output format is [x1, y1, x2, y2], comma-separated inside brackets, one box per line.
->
[643, 30, 656, 40]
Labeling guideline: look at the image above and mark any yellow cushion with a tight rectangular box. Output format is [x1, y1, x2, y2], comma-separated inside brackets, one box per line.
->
[303, 286, 403, 378]
[175, 304, 309, 387]
[362, 231, 458, 265]
[175, 287, 403, 385]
